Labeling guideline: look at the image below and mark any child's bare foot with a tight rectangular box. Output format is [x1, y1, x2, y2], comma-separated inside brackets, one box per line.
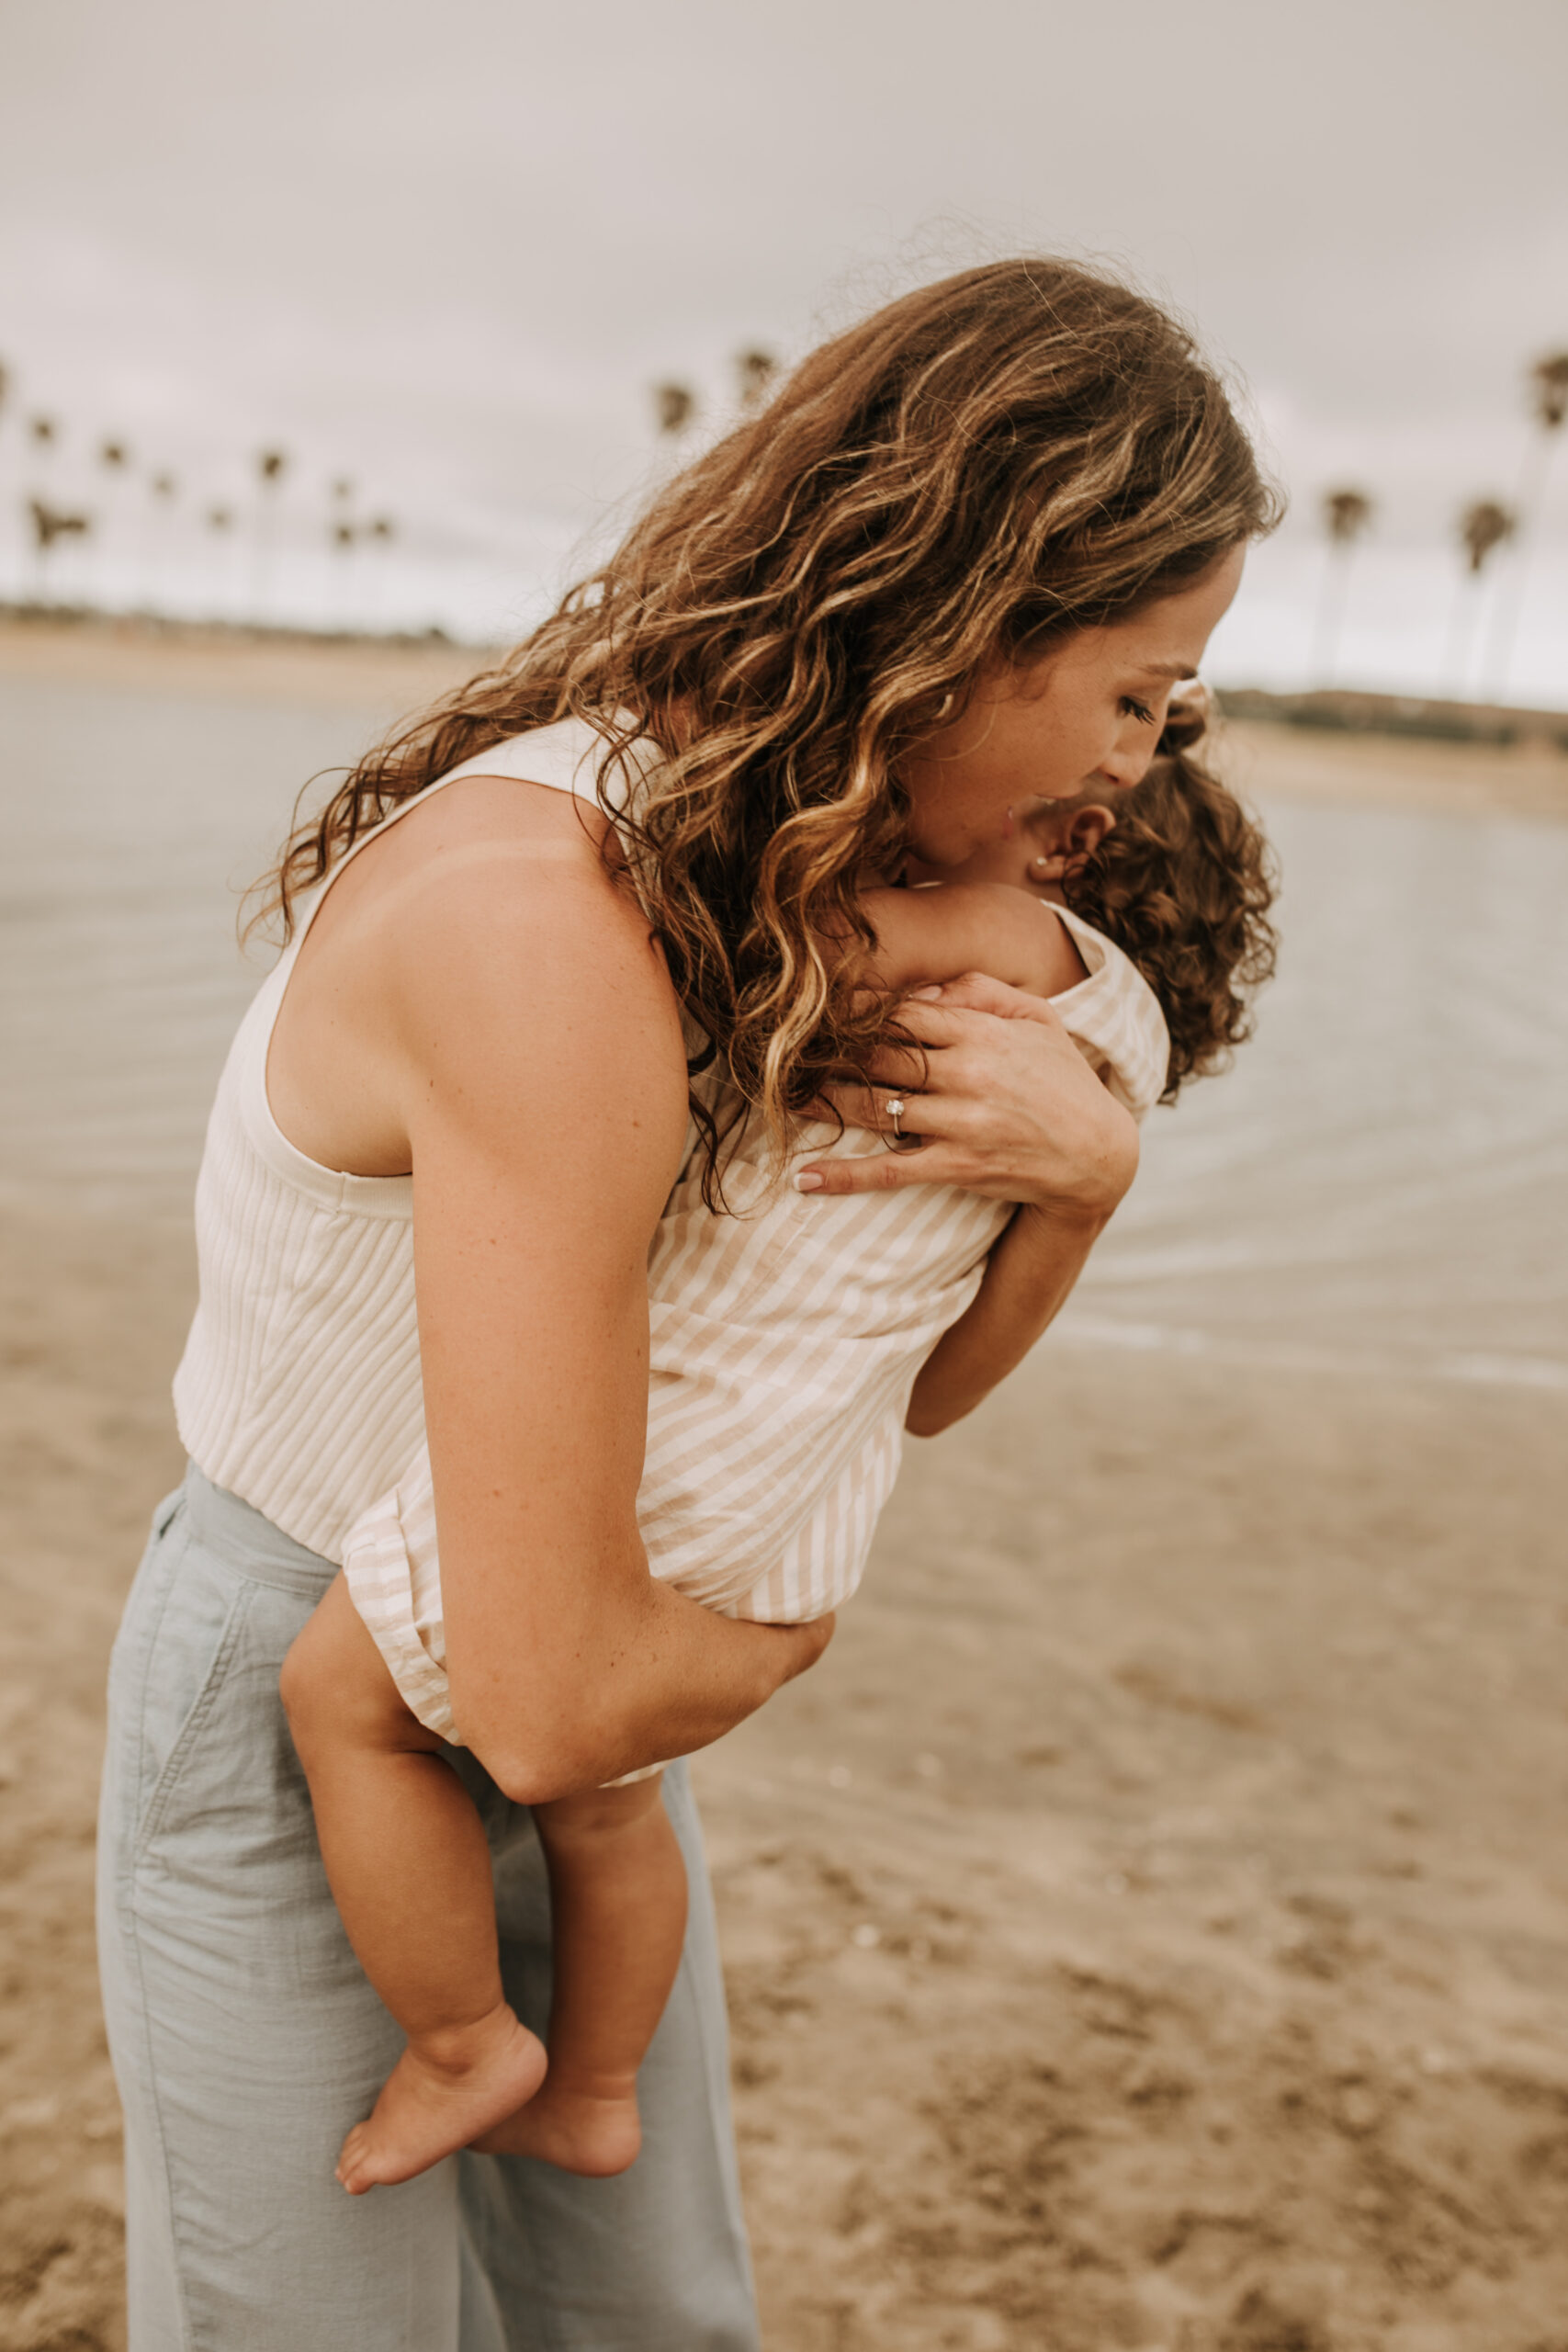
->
[471, 2076, 642, 2177]
[337, 2004, 547, 2194]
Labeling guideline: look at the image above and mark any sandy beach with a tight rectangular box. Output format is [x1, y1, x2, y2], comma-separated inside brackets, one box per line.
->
[2, 623, 1566, 2351]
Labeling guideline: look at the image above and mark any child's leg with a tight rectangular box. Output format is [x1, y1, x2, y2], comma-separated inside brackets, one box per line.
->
[472, 1774, 688, 2176]
[279, 1574, 547, 2194]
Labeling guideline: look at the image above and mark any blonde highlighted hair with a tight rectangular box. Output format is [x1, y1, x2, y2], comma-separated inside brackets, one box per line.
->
[263, 258, 1280, 1190]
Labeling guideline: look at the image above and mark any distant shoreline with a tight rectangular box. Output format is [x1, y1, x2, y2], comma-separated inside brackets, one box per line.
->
[3, 612, 1564, 824]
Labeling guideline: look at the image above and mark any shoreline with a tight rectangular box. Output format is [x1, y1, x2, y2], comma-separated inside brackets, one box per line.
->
[3, 614, 1565, 823]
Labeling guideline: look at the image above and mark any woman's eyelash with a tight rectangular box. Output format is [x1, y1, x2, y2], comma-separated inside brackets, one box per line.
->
[1119, 696, 1157, 725]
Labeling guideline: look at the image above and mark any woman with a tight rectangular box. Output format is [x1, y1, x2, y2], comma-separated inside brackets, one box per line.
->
[96, 257, 1275, 2349]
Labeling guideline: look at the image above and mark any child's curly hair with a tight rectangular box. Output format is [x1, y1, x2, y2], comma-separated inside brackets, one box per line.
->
[1063, 705, 1278, 1101]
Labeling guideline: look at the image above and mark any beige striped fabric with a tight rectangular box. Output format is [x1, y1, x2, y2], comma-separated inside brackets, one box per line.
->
[342, 903, 1169, 1742]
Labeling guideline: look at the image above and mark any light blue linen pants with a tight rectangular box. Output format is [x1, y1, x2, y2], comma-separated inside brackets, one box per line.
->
[96, 1468, 761, 2350]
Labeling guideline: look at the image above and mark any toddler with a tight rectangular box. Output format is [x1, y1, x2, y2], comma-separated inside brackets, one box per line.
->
[281, 711, 1275, 2197]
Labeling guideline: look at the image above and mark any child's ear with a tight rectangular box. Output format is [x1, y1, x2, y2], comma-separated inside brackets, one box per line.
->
[1062, 803, 1119, 872]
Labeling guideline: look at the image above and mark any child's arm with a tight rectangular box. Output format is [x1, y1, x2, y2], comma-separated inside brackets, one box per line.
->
[907, 1198, 1096, 1436]
[859, 882, 1089, 1001]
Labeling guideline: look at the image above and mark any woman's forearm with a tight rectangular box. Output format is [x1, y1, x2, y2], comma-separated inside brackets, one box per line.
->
[906, 1201, 1106, 1436]
[557, 1584, 834, 1800]
[451, 1563, 832, 1805]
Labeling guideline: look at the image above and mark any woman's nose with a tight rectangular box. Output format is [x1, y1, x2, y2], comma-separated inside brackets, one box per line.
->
[1099, 731, 1159, 793]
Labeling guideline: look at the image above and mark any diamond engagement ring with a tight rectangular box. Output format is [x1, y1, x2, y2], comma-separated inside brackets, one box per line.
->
[886, 1096, 906, 1141]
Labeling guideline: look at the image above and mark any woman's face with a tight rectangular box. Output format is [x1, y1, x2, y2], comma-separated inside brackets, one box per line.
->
[897, 543, 1245, 870]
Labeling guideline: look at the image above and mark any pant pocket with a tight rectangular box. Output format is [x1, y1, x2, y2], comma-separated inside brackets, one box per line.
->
[105, 1496, 258, 1867]
[132, 1572, 256, 1860]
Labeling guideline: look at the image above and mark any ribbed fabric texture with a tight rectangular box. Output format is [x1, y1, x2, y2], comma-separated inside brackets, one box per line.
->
[173, 718, 622, 1563]
[171, 955, 423, 1562]
[342, 903, 1170, 1740]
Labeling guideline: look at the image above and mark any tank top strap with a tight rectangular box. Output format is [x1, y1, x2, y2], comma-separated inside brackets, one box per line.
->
[290, 715, 635, 954]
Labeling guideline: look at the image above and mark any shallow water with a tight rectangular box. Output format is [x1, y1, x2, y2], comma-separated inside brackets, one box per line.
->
[3, 671, 1564, 1387]
[1068, 797, 1568, 1388]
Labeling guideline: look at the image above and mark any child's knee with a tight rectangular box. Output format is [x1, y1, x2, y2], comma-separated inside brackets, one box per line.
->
[282, 1574, 433, 1765]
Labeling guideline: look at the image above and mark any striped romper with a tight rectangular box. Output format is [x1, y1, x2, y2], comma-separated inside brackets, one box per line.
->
[334, 724, 1172, 1744]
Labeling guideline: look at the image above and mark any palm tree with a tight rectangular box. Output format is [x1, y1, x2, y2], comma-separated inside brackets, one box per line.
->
[653, 382, 695, 437]
[364, 515, 395, 635]
[26, 416, 61, 599]
[1310, 487, 1374, 686]
[1444, 499, 1516, 697]
[1486, 349, 1568, 700]
[147, 469, 178, 616]
[28, 498, 91, 606]
[254, 447, 288, 624]
[327, 513, 359, 633]
[207, 503, 235, 620]
[28, 414, 58, 520]
[736, 349, 776, 410]
[98, 439, 131, 612]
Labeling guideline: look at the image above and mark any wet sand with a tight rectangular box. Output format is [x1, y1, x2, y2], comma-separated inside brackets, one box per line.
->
[3, 1203, 1566, 2352]
[3, 622, 1567, 2349]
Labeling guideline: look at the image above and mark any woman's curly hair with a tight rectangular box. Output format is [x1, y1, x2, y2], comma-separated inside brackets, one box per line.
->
[1064, 703, 1278, 1101]
[257, 257, 1280, 1190]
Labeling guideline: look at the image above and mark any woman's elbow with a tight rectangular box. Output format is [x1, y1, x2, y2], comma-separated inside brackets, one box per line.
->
[453, 1692, 611, 1808]
[486, 1754, 592, 1807]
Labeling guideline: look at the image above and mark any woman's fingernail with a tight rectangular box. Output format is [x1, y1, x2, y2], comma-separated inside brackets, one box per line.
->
[793, 1170, 825, 1193]
[910, 984, 942, 1001]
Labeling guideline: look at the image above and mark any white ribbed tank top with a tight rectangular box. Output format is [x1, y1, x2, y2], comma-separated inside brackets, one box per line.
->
[172, 718, 626, 1560]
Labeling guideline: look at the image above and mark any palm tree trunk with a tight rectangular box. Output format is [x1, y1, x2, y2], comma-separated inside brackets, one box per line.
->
[1440, 573, 1483, 700]
[1484, 432, 1556, 701]
[1310, 543, 1353, 686]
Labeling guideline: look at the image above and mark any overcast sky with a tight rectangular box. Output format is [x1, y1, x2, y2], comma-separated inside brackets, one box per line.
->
[3, 0, 1565, 701]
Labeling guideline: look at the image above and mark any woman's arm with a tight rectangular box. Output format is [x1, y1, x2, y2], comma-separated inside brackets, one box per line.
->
[364, 796, 829, 1804]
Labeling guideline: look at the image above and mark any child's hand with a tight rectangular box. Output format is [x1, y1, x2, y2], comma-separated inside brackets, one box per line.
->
[795, 973, 1138, 1221]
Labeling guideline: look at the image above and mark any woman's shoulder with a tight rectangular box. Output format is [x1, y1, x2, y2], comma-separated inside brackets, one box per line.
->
[267, 757, 687, 1181]
[367, 780, 666, 1031]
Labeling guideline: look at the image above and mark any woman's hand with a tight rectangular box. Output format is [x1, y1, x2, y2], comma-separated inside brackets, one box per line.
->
[798, 971, 1139, 1223]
